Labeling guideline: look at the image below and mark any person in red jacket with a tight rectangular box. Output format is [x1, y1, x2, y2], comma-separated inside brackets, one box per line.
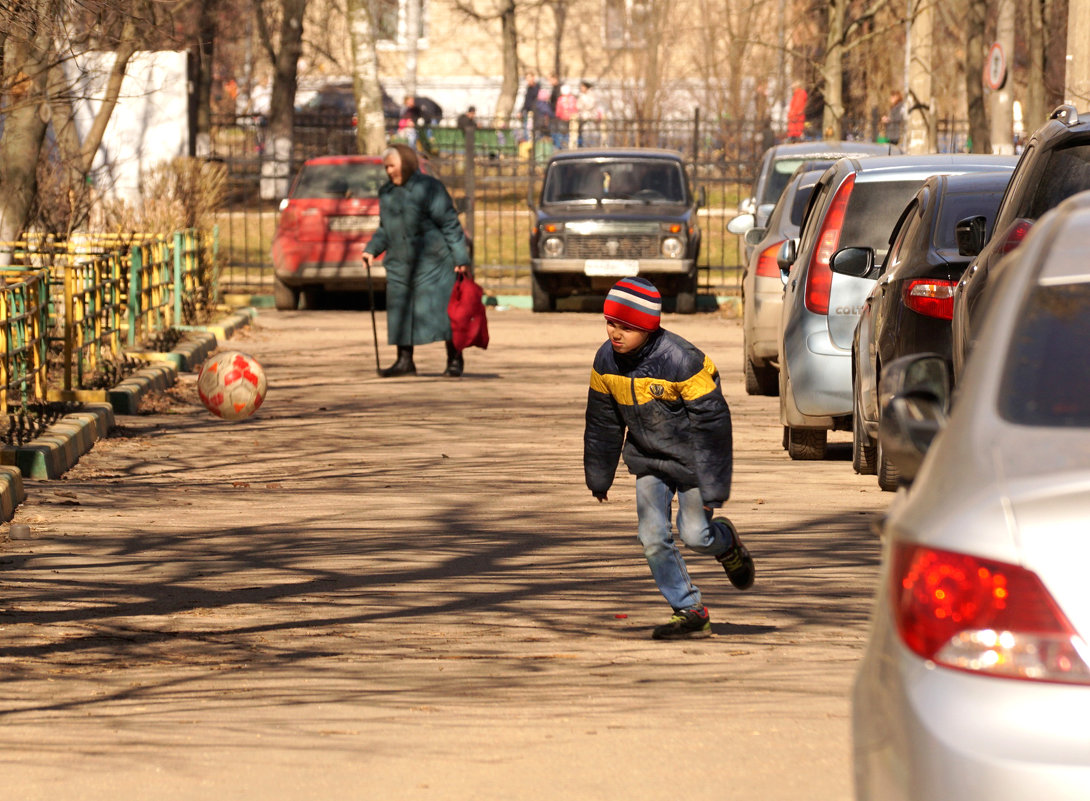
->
[787, 83, 808, 141]
[583, 277, 755, 639]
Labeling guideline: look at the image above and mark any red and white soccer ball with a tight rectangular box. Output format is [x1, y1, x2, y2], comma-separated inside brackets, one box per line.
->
[197, 350, 267, 421]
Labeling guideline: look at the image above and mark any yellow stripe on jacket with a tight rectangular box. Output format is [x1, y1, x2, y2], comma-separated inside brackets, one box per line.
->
[589, 355, 720, 405]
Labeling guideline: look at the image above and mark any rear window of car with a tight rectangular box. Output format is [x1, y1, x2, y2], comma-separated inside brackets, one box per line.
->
[933, 189, 1006, 249]
[841, 180, 923, 257]
[1026, 142, 1090, 219]
[999, 281, 1090, 426]
[762, 159, 809, 206]
[293, 163, 386, 199]
[542, 159, 687, 203]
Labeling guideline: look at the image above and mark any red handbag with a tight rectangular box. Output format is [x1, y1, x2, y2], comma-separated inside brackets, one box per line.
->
[448, 273, 490, 351]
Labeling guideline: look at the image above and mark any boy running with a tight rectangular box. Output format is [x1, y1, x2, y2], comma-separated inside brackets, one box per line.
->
[584, 277, 755, 639]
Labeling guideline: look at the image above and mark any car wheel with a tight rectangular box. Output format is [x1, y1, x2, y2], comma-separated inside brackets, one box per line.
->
[531, 272, 555, 312]
[675, 274, 697, 315]
[786, 426, 827, 460]
[299, 286, 322, 310]
[877, 436, 900, 492]
[744, 353, 779, 396]
[852, 373, 877, 475]
[274, 278, 299, 311]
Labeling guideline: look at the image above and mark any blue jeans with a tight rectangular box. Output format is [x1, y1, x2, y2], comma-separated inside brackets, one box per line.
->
[635, 474, 734, 611]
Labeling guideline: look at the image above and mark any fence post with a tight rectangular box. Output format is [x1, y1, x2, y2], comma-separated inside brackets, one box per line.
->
[128, 244, 141, 347]
[173, 231, 184, 326]
[63, 261, 74, 392]
[463, 127, 476, 242]
[692, 107, 701, 162]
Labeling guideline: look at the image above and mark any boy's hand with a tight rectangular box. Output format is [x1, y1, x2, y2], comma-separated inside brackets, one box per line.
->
[593, 492, 608, 503]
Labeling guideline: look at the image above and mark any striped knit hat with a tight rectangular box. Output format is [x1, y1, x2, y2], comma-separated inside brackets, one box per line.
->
[603, 277, 662, 331]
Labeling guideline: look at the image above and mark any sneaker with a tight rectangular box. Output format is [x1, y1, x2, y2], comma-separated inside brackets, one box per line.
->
[652, 606, 712, 640]
[714, 517, 755, 590]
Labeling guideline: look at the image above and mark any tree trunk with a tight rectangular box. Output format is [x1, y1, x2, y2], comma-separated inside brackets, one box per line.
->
[965, 0, 990, 153]
[257, 0, 305, 200]
[822, 0, 846, 140]
[193, 0, 217, 159]
[0, 0, 60, 245]
[494, 0, 519, 122]
[347, 0, 387, 153]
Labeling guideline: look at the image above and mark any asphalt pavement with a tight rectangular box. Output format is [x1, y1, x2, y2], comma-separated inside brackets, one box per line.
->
[0, 305, 890, 801]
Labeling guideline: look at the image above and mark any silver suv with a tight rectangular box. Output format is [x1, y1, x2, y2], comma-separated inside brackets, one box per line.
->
[777, 154, 1018, 460]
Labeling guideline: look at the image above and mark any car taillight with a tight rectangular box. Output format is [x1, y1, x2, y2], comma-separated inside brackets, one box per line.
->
[756, 240, 784, 278]
[892, 542, 1090, 684]
[902, 278, 956, 320]
[996, 218, 1033, 255]
[805, 173, 855, 314]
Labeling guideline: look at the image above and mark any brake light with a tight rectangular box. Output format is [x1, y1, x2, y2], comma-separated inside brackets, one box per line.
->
[996, 219, 1033, 255]
[892, 542, 1090, 684]
[805, 173, 856, 314]
[903, 278, 956, 320]
[756, 240, 784, 278]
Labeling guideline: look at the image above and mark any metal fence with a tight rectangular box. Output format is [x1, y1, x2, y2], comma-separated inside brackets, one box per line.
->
[210, 110, 967, 299]
[0, 229, 210, 407]
[209, 110, 764, 298]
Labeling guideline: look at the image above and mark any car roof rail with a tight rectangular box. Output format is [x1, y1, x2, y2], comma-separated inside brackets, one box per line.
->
[1050, 104, 1080, 125]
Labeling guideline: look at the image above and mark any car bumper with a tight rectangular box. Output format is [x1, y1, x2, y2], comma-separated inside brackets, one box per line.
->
[783, 328, 851, 422]
[747, 275, 784, 364]
[853, 602, 1090, 801]
[532, 258, 694, 276]
[273, 239, 384, 289]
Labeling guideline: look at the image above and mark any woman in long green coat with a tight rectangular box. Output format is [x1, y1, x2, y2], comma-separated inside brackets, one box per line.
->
[362, 144, 471, 377]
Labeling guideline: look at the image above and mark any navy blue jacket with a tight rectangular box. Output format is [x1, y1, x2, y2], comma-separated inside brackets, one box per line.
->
[584, 328, 733, 502]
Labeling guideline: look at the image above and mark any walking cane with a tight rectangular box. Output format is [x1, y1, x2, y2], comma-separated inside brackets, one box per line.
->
[364, 255, 381, 373]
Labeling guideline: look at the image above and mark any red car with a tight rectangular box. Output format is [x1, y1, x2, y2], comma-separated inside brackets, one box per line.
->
[271, 154, 469, 310]
[271, 155, 389, 310]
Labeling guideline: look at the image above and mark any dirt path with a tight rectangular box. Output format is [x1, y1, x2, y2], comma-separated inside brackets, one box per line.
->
[0, 307, 889, 801]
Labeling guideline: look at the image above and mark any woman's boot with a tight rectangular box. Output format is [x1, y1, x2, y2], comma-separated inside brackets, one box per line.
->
[378, 345, 416, 377]
[442, 340, 464, 377]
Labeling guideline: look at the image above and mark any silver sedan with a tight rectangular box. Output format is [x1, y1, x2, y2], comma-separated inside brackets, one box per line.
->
[852, 189, 1090, 800]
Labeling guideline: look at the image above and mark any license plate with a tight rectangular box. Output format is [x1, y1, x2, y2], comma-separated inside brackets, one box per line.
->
[584, 259, 639, 276]
[328, 216, 380, 233]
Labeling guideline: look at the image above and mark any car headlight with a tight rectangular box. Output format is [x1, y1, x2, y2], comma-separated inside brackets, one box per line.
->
[543, 237, 564, 257]
[661, 236, 684, 259]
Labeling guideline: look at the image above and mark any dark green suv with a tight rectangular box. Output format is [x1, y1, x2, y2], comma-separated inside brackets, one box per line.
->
[529, 148, 703, 313]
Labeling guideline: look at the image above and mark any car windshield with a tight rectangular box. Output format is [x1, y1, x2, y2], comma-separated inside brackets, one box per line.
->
[1026, 142, 1090, 219]
[292, 163, 386, 199]
[999, 281, 1090, 427]
[542, 159, 687, 204]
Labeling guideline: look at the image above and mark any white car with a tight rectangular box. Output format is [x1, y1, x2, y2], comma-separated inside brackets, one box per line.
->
[852, 189, 1090, 800]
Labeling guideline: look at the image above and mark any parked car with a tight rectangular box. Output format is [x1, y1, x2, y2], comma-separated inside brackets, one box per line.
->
[848, 168, 1015, 488]
[733, 140, 897, 259]
[295, 82, 443, 144]
[852, 189, 1090, 801]
[529, 148, 704, 313]
[270, 154, 467, 310]
[729, 167, 827, 395]
[777, 154, 1016, 460]
[951, 104, 1090, 377]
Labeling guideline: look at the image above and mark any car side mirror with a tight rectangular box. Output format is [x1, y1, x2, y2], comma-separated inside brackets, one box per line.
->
[727, 213, 755, 235]
[777, 239, 797, 284]
[956, 215, 987, 257]
[829, 246, 875, 278]
[743, 228, 766, 247]
[878, 354, 950, 487]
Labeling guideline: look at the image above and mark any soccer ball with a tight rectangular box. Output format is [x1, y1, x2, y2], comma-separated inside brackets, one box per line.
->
[197, 350, 267, 421]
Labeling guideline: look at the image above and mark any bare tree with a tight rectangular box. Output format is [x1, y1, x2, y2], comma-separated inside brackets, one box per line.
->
[964, 0, 990, 152]
[453, 0, 520, 121]
[253, 0, 305, 199]
[346, 0, 387, 152]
